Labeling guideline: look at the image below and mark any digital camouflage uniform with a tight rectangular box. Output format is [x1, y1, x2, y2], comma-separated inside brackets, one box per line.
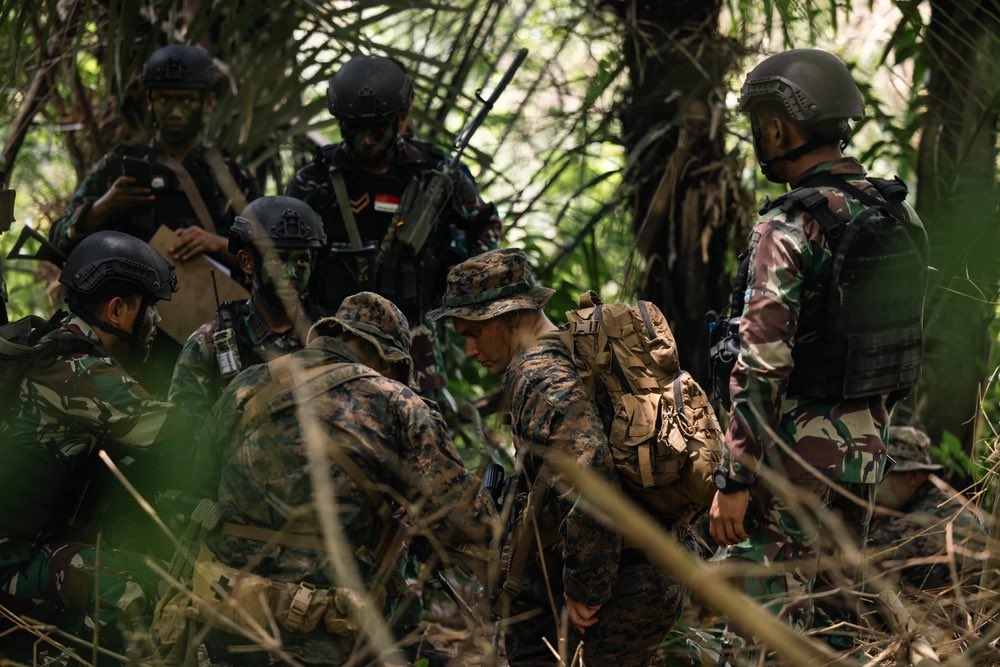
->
[285, 137, 500, 395]
[51, 142, 261, 398]
[868, 426, 986, 592]
[0, 312, 190, 642]
[428, 248, 684, 666]
[201, 292, 494, 665]
[168, 298, 303, 416]
[721, 158, 926, 630]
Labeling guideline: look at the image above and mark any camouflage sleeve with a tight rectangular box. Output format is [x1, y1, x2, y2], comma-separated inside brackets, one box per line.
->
[449, 164, 501, 255]
[54, 354, 183, 448]
[51, 156, 113, 254]
[391, 386, 494, 546]
[515, 363, 622, 606]
[168, 322, 220, 417]
[284, 161, 333, 214]
[725, 212, 809, 484]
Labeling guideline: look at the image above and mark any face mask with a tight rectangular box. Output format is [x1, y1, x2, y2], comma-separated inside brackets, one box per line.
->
[150, 91, 205, 143]
[341, 120, 397, 169]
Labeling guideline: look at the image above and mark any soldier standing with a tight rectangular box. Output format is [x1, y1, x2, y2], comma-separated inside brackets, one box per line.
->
[51, 44, 261, 396]
[199, 292, 494, 665]
[285, 54, 501, 398]
[428, 248, 685, 666]
[169, 195, 326, 419]
[708, 48, 928, 647]
[0, 231, 187, 650]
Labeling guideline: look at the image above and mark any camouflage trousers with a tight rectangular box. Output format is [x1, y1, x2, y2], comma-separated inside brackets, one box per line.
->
[0, 540, 160, 644]
[716, 479, 876, 660]
[505, 557, 685, 666]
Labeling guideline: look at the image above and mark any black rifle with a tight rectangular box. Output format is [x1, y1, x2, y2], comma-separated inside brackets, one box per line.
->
[391, 48, 529, 256]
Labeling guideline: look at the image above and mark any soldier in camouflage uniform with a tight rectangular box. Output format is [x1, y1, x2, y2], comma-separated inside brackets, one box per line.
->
[51, 44, 261, 397]
[428, 248, 684, 666]
[285, 54, 501, 398]
[200, 292, 494, 665]
[0, 231, 188, 650]
[708, 49, 928, 647]
[869, 426, 985, 592]
[169, 196, 326, 417]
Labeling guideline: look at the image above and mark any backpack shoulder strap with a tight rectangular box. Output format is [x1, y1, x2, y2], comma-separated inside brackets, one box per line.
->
[203, 146, 250, 215]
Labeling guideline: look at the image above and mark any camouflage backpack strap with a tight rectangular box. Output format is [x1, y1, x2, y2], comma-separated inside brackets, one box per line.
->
[204, 146, 249, 215]
[235, 358, 401, 578]
[159, 154, 217, 235]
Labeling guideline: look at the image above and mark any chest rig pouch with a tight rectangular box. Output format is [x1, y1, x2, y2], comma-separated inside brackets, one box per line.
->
[772, 175, 926, 400]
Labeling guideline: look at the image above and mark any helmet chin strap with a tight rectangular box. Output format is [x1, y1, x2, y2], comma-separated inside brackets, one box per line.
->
[77, 297, 149, 356]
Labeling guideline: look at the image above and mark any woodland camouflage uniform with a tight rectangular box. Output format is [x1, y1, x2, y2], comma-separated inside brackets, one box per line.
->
[0, 312, 186, 645]
[721, 157, 925, 631]
[167, 297, 302, 415]
[868, 426, 986, 592]
[201, 292, 494, 665]
[428, 248, 684, 666]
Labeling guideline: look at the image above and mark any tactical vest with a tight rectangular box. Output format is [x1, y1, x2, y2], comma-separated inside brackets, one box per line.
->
[711, 175, 926, 403]
[309, 140, 455, 321]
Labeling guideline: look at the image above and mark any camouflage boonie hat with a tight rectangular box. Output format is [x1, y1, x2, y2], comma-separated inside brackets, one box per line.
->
[425, 248, 554, 322]
[308, 292, 412, 371]
[887, 426, 944, 473]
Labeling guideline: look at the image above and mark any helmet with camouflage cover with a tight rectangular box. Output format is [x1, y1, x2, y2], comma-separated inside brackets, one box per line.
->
[228, 196, 327, 254]
[141, 44, 220, 91]
[738, 48, 864, 124]
[308, 292, 412, 381]
[60, 230, 176, 302]
[326, 55, 414, 122]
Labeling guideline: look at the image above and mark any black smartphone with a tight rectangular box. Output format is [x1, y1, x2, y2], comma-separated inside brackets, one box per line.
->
[121, 157, 152, 188]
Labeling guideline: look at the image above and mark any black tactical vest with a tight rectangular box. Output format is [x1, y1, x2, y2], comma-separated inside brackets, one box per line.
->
[783, 176, 926, 399]
[307, 140, 455, 321]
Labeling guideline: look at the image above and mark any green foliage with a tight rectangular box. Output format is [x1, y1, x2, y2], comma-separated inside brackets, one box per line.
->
[932, 430, 975, 478]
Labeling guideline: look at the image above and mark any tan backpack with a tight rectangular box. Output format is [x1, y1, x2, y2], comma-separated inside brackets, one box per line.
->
[557, 291, 723, 524]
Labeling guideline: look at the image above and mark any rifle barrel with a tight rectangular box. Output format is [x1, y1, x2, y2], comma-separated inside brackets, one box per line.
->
[450, 48, 529, 169]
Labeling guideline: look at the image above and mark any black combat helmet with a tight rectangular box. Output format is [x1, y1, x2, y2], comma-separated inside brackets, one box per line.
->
[738, 48, 864, 123]
[60, 231, 176, 301]
[326, 55, 414, 122]
[228, 196, 327, 255]
[141, 44, 220, 90]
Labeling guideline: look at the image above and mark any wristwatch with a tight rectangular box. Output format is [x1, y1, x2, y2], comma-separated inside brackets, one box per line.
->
[713, 466, 752, 494]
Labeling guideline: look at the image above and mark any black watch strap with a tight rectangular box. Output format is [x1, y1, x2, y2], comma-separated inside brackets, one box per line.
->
[713, 467, 753, 494]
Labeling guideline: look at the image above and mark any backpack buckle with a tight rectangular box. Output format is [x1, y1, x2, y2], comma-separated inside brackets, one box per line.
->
[572, 320, 599, 335]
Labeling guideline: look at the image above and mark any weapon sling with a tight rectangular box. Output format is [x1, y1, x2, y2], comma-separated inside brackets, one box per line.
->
[204, 147, 250, 215]
[492, 468, 550, 618]
[160, 155, 217, 235]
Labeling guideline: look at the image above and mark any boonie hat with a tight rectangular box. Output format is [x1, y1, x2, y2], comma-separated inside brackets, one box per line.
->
[426, 248, 554, 322]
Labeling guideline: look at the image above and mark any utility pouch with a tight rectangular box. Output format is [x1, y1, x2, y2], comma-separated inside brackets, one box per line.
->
[394, 169, 452, 255]
[329, 241, 378, 292]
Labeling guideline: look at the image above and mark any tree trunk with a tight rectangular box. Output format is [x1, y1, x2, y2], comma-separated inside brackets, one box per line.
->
[905, 0, 1000, 452]
[607, 0, 752, 385]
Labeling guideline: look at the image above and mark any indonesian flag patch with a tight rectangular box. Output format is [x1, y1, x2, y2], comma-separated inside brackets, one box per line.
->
[374, 193, 400, 213]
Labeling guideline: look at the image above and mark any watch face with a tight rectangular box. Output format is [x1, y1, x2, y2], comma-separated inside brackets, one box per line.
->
[713, 470, 728, 491]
